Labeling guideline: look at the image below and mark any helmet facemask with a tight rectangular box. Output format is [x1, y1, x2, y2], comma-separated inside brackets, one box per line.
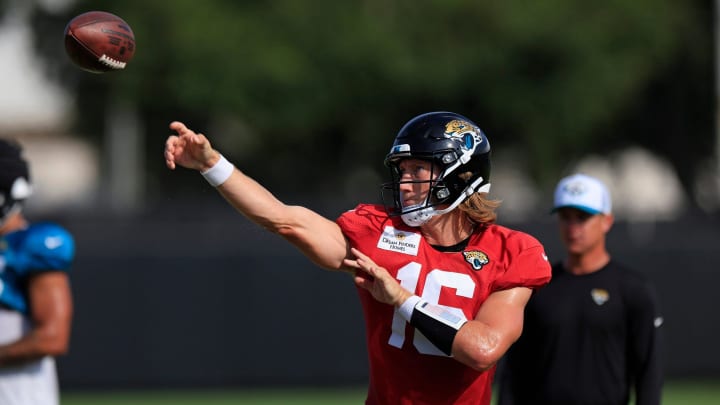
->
[382, 159, 446, 227]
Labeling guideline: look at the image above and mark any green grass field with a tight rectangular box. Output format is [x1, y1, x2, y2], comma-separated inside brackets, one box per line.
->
[62, 380, 719, 404]
[62, 387, 367, 405]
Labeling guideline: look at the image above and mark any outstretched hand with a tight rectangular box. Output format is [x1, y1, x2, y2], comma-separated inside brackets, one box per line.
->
[164, 121, 219, 171]
[344, 247, 412, 306]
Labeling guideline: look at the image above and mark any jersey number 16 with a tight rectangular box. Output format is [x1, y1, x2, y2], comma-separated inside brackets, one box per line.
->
[388, 261, 475, 356]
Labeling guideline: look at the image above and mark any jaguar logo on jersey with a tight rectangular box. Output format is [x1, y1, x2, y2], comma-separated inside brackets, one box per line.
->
[462, 250, 489, 271]
[377, 226, 421, 256]
[591, 288, 609, 306]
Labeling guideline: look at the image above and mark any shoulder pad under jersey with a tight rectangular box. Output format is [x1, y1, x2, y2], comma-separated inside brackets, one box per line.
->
[13, 222, 75, 273]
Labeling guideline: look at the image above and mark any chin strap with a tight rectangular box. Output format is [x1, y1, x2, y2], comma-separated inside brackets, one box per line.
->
[400, 179, 491, 227]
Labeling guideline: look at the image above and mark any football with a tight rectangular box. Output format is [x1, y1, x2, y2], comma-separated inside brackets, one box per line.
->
[64, 11, 136, 73]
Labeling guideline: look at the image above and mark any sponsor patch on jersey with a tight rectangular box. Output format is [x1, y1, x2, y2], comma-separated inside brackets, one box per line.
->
[462, 250, 489, 271]
[591, 288, 609, 306]
[377, 226, 421, 256]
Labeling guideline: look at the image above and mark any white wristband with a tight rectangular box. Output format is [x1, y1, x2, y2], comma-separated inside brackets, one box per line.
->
[398, 295, 422, 322]
[201, 155, 234, 187]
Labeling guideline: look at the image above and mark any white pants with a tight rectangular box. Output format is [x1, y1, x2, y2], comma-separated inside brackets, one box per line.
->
[0, 309, 59, 405]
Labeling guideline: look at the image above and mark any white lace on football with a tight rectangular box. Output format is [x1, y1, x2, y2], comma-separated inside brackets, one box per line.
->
[98, 54, 127, 70]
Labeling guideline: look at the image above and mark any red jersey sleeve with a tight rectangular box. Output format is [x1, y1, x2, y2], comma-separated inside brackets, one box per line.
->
[491, 230, 551, 292]
[336, 204, 391, 245]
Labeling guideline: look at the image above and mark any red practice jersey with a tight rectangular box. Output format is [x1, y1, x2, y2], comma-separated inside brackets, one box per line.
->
[337, 204, 551, 405]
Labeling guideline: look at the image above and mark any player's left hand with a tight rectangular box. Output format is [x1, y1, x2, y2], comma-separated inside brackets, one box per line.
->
[344, 247, 412, 306]
[164, 121, 219, 171]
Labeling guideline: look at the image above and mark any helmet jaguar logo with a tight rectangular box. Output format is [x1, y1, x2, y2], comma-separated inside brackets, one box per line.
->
[396, 232, 406, 241]
[445, 120, 481, 150]
[462, 250, 489, 271]
[445, 120, 473, 136]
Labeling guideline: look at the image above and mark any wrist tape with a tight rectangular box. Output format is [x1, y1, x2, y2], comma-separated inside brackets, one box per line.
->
[398, 296, 468, 356]
[201, 155, 234, 187]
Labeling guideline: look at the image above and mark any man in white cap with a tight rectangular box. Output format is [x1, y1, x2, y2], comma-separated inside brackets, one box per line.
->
[498, 173, 664, 405]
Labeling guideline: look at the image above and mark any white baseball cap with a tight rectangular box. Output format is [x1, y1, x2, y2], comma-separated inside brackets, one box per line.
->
[552, 173, 611, 215]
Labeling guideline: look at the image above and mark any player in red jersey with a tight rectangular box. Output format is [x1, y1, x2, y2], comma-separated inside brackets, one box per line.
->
[164, 111, 551, 405]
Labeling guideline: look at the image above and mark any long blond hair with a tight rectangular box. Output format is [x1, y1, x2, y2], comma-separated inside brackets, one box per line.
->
[458, 192, 501, 225]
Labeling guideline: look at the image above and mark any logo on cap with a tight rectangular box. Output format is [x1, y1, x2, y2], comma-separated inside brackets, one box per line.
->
[562, 180, 587, 196]
[553, 173, 611, 215]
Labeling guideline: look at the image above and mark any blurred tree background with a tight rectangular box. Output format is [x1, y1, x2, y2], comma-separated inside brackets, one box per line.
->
[24, 0, 714, 209]
[5, 0, 719, 391]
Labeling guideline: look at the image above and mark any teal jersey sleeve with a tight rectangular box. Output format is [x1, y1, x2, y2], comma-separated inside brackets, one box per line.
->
[0, 222, 75, 313]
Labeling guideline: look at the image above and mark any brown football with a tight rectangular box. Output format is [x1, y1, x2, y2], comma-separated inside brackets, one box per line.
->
[64, 11, 136, 73]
